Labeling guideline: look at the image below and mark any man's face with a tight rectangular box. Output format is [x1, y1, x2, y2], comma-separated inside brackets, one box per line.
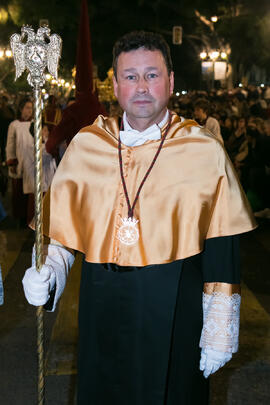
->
[113, 48, 174, 130]
[42, 125, 49, 142]
[238, 118, 246, 129]
[247, 117, 256, 129]
[194, 107, 206, 121]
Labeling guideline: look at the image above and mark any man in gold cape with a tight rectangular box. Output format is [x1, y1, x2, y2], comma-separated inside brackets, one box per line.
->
[22, 31, 256, 405]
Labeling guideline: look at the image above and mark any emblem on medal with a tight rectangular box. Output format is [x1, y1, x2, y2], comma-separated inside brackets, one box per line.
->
[117, 217, 139, 246]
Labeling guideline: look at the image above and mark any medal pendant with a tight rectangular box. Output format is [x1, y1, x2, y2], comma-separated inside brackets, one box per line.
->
[117, 216, 139, 246]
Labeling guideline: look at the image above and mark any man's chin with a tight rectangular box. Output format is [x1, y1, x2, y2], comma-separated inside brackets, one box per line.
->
[129, 108, 155, 119]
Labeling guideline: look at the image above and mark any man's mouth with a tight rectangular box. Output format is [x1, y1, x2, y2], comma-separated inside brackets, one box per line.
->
[133, 100, 152, 104]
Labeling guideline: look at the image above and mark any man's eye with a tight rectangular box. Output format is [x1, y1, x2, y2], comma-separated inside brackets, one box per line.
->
[126, 75, 136, 80]
[147, 73, 158, 79]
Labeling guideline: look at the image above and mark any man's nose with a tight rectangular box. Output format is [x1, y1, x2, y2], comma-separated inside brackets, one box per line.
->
[136, 77, 149, 93]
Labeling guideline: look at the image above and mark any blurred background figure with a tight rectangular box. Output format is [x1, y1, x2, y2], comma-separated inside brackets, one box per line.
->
[0, 95, 15, 162]
[220, 116, 237, 143]
[109, 100, 122, 117]
[226, 117, 247, 163]
[45, 0, 107, 160]
[0, 265, 3, 306]
[25, 121, 57, 224]
[194, 98, 223, 143]
[5, 98, 33, 227]
[43, 95, 62, 134]
[244, 125, 270, 217]
[0, 216, 7, 305]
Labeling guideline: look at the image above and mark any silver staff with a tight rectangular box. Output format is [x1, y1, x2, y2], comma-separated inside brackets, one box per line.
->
[10, 25, 62, 405]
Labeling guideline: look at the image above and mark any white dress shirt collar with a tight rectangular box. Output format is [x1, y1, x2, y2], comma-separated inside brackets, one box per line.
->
[120, 110, 169, 147]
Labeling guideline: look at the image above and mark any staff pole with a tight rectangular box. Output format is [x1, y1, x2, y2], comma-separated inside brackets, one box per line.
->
[10, 25, 62, 404]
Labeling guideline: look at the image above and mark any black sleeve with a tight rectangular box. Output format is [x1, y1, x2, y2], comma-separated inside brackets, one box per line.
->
[201, 235, 240, 284]
[43, 285, 56, 311]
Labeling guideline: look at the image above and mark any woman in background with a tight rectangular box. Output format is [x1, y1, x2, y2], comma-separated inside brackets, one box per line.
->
[6, 98, 33, 227]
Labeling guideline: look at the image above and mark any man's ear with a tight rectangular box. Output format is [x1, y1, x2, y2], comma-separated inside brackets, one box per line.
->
[169, 71, 174, 95]
[113, 75, 118, 99]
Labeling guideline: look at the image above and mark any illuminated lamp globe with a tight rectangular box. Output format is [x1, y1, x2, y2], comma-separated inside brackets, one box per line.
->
[200, 51, 207, 60]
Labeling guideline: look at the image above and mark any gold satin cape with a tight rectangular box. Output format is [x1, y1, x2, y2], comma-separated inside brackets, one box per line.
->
[39, 113, 256, 266]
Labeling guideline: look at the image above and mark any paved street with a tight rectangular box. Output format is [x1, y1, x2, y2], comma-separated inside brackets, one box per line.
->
[0, 193, 269, 405]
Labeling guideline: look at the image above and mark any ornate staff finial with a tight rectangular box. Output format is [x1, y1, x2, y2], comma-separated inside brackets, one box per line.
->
[10, 25, 62, 88]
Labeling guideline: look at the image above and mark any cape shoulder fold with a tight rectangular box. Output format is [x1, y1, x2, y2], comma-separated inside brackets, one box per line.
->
[37, 113, 256, 266]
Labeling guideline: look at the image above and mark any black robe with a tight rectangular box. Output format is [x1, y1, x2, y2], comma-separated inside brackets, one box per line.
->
[77, 235, 240, 405]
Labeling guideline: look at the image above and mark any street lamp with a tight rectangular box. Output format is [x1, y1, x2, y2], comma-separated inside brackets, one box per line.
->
[221, 52, 227, 60]
[200, 51, 207, 60]
[0, 48, 12, 59]
[209, 51, 220, 60]
[5, 50, 12, 58]
[211, 16, 218, 23]
[0, 8, 8, 24]
[200, 49, 228, 89]
[199, 50, 227, 61]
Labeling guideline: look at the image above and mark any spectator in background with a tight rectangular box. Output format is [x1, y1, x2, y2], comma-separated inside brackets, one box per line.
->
[45, 0, 108, 158]
[194, 98, 223, 143]
[66, 97, 76, 108]
[43, 95, 62, 134]
[243, 125, 270, 217]
[109, 100, 122, 117]
[252, 117, 267, 136]
[0, 266, 3, 306]
[265, 100, 270, 119]
[220, 116, 237, 143]
[0, 95, 15, 162]
[264, 120, 270, 137]
[6, 98, 33, 227]
[25, 121, 57, 223]
[56, 97, 76, 161]
[248, 92, 265, 118]
[45, 92, 107, 158]
[233, 92, 249, 118]
[0, 214, 7, 305]
[0, 198, 6, 223]
[226, 117, 247, 163]
[263, 85, 270, 101]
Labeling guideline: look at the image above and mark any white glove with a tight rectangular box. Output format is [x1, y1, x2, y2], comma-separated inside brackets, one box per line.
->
[199, 291, 241, 378]
[22, 244, 75, 311]
[22, 264, 56, 306]
[200, 348, 232, 378]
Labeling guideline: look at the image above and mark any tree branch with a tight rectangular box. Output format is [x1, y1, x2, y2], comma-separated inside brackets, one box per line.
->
[0, 66, 15, 83]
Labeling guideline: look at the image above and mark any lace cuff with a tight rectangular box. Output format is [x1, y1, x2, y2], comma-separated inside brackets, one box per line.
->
[199, 283, 241, 353]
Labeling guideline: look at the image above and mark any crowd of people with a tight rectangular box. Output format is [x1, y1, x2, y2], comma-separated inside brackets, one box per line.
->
[169, 85, 270, 218]
[0, 84, 270, 228]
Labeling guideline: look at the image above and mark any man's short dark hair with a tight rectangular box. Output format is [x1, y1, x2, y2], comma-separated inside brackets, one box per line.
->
[194, 98, 211, 115]
[112, 31, 173, 79]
